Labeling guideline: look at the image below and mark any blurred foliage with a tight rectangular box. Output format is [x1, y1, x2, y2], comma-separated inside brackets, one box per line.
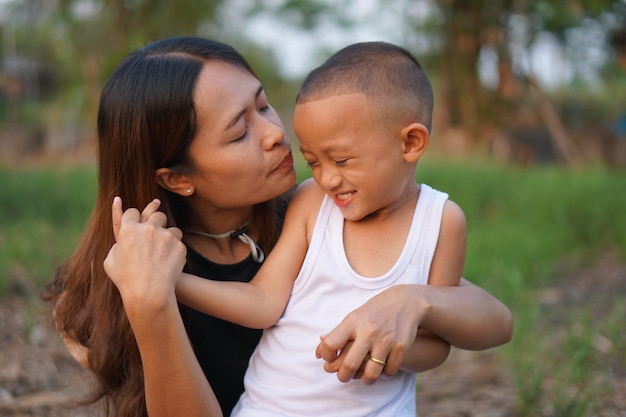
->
[0, 0, 625, 163]
[1, 0, 228, 127]
[0, 166, 96, 293]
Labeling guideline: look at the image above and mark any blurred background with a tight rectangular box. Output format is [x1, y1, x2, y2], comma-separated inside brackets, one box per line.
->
[0, 1, 625, 417]
[1, 0, 625, 165]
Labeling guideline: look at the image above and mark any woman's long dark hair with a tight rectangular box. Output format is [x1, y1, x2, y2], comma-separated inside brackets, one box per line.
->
[42, 37, 280, 417]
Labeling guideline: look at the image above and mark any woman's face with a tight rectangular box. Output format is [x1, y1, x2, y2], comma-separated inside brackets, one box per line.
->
[187, 60, 296, 210]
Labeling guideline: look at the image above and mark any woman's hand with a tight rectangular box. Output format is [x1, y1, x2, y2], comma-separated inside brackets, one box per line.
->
[316, 284, 426, 383]
[103, 197, 186, 316]
[316, 280, 513, 384]
[103, 197, 223, 417]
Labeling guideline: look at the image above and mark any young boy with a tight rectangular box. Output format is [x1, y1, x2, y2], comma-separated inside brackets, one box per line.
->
[176, 41, 467, 416]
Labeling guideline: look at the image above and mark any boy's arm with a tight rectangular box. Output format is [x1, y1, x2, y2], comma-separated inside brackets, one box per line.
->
[399, 329, 450, 373]
[396, 199, 465, 373]
[426, 199, 466, 288]
[175, 180, 318, 329]
[174, 262, 291, 329]
[410, 198, 512, 349]
[411, 279, 513, 349]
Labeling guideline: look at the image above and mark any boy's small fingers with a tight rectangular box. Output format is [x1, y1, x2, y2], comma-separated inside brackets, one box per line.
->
[317, 329, 350, 362]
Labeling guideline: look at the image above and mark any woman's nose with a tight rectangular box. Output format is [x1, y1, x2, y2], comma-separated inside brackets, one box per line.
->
[261, 117, 286, 151]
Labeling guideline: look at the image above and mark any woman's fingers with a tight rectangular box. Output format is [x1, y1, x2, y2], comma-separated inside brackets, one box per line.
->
[168, 226, 183, 241]
[360, 351, 390, 384]
[107, 196, 184, 284]
[317, 332, 394, 384]
[112, 197, 166, 242]
[141, 198, 164, 224]
[317, 286, 423, 384]
[112, 196, 125, 242]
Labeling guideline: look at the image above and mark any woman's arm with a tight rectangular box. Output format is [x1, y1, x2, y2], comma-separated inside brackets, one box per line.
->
[418, 279, 514, 349]
[104, 198, 223, 417]
[127, 292, 222, 417]
[316, 280, 513, 382]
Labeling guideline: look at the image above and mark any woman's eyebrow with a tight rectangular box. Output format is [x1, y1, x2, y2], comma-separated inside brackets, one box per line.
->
[225, 84, 264, 131]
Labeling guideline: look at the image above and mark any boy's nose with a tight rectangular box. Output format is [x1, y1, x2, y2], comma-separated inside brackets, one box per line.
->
[317, 166, 342, 190]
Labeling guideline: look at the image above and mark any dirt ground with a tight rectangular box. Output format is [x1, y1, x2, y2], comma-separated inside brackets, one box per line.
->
[0, 252, 624, 417]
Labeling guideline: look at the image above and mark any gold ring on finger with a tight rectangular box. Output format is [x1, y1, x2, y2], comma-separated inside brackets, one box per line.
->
[368, 356, 386, 367]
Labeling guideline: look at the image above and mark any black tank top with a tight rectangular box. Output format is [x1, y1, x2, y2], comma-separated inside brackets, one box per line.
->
[179, 190, 293, 416]
[180, 251, 263, 416]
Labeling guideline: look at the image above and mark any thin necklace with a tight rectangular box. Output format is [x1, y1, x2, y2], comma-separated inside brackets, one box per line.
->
[183, 219, 265, 263]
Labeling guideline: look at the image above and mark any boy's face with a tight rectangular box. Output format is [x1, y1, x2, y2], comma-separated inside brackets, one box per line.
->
[294, 93, 418, 221]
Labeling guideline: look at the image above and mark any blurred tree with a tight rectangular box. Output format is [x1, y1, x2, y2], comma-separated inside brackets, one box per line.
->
[420, 0, 625, 163]
[1, 0, 231, 150]
[0, 0, 343, 151]
[2, 0, 625, 162]
[47, 0, 225, 128]
[437, 0, 506, 146]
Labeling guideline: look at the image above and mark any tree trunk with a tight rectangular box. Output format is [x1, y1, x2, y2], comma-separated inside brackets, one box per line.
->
[526, 76, 584, 167]
[440, 0, 491, 146]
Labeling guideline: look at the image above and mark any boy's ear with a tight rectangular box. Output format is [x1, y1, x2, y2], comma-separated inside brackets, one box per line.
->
[400, 123, 429, 163]
[155, 168, 194, 197]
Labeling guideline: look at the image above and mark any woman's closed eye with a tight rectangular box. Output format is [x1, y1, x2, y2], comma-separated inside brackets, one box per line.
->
[233, 127, 248, 142]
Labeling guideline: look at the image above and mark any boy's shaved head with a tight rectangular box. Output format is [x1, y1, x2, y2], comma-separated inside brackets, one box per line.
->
[296, 41, 434, 132]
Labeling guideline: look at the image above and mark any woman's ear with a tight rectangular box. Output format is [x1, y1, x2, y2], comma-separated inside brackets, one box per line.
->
[400, 123, 429, 163]
[155, 168, 194, 197]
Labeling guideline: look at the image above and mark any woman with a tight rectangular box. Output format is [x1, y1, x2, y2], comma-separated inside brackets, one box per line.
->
[44, 36, 512, 417]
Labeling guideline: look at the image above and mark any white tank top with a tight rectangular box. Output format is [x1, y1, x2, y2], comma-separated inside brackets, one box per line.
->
[232, 184, 449, 417]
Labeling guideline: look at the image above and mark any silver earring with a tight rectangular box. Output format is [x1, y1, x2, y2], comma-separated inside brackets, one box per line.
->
[187, 188, 192, 193]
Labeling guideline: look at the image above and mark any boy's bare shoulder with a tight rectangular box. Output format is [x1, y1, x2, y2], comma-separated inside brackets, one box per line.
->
[283, 179, 325, 233]
[292, 178, 325, 205]
[284, 179, 325, 218]
[441, 199, 467, 234]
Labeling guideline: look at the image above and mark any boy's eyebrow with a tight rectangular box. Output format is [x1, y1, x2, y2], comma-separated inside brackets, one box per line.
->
[225, 85, 264, 131]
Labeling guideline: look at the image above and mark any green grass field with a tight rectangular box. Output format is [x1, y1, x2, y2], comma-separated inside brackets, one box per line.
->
[1, 160, 625, 416]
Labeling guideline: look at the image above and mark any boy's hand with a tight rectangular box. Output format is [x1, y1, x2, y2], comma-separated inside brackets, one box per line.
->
[317, 338, 384, 385]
